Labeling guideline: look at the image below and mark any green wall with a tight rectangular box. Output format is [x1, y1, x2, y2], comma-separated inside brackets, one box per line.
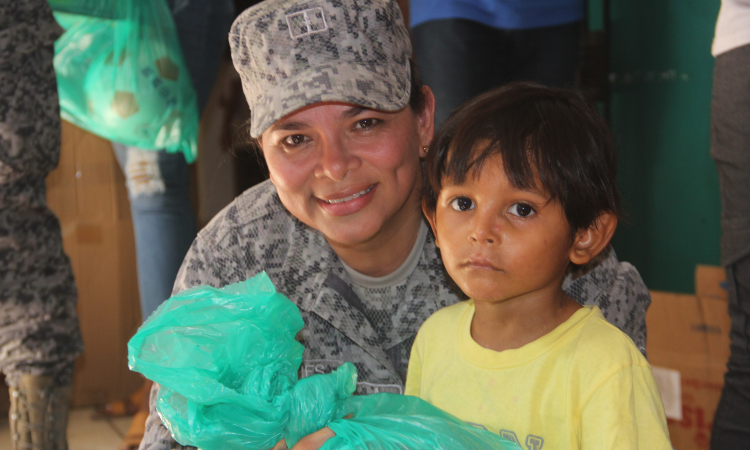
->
[606, 0, 722, 293]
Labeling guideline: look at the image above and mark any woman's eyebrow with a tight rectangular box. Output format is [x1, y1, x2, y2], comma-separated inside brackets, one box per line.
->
[340, 106, 369, 120]
[269, 120, 308, 132]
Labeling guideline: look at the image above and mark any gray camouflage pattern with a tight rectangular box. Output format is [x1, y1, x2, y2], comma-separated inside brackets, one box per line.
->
[563, 246, 650, 354]
[0, 0, 83, 388]
[139, 179, 651, 450]
[229, 0, 412, 137]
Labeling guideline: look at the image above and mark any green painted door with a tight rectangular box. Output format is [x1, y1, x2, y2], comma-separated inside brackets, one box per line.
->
[605, 0, 722, 293]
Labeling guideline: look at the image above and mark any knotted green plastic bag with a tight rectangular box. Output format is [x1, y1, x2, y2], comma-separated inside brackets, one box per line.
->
[49, 0, 198, 162]
[128, 272, 521, 450]
[322, 394, 523, 449]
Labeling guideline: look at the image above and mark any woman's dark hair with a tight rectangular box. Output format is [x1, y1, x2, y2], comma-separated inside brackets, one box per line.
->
[406, 59, 427, 114]
[423, 82, 622, 232]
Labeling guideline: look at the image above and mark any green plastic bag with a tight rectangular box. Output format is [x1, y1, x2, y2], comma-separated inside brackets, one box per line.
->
[128, 273, 521, 450]
[324, 394, 522, 449]
[49, 0, 198, 162]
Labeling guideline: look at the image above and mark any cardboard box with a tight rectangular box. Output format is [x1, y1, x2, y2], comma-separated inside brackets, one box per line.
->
[647, 266, 730, 450]
[45, 121, 143, 407]
[695, 265, 728, 301]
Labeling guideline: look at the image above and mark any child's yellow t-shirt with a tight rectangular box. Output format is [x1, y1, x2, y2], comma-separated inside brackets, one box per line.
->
[405, 302, 671, 450]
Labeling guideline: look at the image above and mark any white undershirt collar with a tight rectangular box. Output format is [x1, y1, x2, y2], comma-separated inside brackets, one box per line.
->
[341, 220, 428, 289]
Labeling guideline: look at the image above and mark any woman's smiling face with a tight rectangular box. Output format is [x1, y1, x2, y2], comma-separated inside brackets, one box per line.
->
[260, 97, 433, 249]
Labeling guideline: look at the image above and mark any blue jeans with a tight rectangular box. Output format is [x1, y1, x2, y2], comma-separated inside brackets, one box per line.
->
[113, 0, 234, 320]
[411, 19, 581, 129]
[112, 145, 197, 320]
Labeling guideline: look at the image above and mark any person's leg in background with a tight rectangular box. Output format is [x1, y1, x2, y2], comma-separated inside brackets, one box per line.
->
[109, 1, 235, 449]
[1, 209, 81, 450]
[0, 1, 84, 449]
[169, 0, 235, 118]
[115, 0, 235, 322]
[710, 43, 750, 449]
[411, 18, 581, 130]
[105, 147, 190, 442]
[506, 20, 581, 88]
[411, 19, 508, 130]
[111, 146, 197, 321]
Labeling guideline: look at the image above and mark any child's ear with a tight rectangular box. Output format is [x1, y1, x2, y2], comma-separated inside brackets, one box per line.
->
[422, 201, 440, 248]
[569, 213, 617, 265]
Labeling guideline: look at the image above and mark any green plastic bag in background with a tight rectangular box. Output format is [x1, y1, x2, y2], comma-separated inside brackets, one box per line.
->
[48, 0, 198, 162]
[127, 273, 521, 450]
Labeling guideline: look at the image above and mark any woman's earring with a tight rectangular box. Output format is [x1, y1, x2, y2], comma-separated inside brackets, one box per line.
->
[422, 146, 429, 154]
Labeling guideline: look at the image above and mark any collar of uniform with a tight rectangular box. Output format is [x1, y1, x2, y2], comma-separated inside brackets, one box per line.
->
[341, 220, 429, 289]
[563, 244, 617, 305]
[235, 179, 291, 225]
[233, 180, 336, 311]
[275, 227, 398, 374]
[312, 272, 399, 375]
[235, 181, 457, 375]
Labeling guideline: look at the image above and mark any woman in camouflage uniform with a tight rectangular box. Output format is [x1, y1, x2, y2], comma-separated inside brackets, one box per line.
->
[139, 0, 652, 448]
[0, 1, 84, 449]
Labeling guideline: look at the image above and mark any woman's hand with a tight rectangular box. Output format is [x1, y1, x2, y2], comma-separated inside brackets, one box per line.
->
[291, 427, 336, 450]
[271, 412, 352, 450]
[271, 427, 337, 450]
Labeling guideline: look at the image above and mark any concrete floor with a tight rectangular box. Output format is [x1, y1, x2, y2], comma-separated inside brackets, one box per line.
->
[0, 407, 132, 450]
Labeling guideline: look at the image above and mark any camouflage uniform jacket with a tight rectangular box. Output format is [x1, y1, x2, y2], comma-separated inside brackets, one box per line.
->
[0, 0, 83, 387]
[140, 179, 651, 450]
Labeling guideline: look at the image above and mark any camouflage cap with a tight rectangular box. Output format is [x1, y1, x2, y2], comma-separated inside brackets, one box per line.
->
[229, 0, 412, 137]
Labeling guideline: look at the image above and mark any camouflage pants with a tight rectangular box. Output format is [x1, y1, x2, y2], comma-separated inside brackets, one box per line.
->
[0, 186, 83, 388]
[0, 0, 83, 388]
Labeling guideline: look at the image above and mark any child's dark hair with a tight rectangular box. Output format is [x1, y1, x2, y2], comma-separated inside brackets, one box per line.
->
[423, 82, 622, 232]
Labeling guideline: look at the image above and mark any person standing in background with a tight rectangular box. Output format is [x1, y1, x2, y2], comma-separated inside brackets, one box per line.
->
[110, 0, 235, 350]
[0, 1, 84, 449]
[709, 0, 750, 447]
[409, 0, 583, 129]
[106, 1, 235, 449]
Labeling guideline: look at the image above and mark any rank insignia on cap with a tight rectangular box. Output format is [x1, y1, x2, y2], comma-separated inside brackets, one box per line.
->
[230, 0, 411, 137]
[286, 8, 328, 39]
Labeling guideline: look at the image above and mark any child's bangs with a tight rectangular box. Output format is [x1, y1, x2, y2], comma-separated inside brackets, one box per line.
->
[440, 103, 560, 201]
[424, 82, 621, 231]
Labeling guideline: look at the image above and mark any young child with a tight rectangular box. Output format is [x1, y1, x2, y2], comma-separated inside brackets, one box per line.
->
[405, 83, 672, 449]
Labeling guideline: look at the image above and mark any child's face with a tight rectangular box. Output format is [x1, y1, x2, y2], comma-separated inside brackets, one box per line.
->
[427, 154, 577, 304]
